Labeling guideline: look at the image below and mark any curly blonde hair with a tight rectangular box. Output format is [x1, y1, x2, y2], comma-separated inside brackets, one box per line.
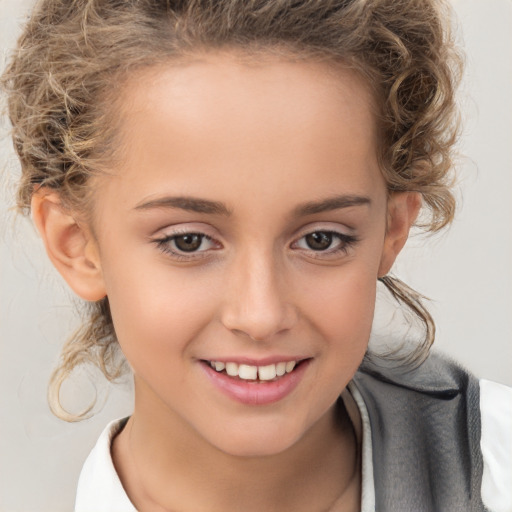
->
[1, 0, 462, 420]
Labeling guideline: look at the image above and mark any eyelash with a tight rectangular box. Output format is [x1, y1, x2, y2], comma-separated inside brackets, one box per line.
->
[154, 231, 219, 261]
[292, 231, 359, 258]
[153, 229, 358, 261]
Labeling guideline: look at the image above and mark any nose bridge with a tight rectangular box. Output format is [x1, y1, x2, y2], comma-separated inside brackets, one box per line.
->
[221, 243, 296, 341]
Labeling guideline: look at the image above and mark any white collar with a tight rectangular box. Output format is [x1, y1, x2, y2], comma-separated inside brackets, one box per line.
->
[75, 417, 136, 512]
[74, 387, 375, 512]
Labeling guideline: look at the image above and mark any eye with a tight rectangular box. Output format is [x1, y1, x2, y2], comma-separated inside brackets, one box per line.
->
[293, 230, 358, 255]
[173, 233, 207, 252]
[302, 232, 335, 251]
[154, 231, 220, 259]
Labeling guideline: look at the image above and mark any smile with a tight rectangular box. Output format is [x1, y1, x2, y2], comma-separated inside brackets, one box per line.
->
[201, 358, 310, 405]
[207, 360, 298, 381]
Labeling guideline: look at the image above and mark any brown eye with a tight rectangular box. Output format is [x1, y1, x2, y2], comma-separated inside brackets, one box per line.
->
[174, 234, 203, 252]
[155, 231, 219, 258]
[304, 232, 333, 251]
[293, 230, 358, 257]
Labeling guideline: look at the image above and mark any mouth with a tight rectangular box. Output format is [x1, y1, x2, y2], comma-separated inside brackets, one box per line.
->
[200, 358, 310, 405]
[200, 357, 310, 405]
[201, 359, 307, 382]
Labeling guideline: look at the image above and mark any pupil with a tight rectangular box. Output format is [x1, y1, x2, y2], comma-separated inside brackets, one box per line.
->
[306, 232, 332, 250]
[175, 234, 202, 252]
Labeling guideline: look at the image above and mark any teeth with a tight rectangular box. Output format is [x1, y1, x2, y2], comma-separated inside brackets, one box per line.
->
[285, 361, 296, 373]
[214, 362, 225, 371]
[258, 364, 277, 381]
[208, 360, 299, 380]
[239, 364, 258, 380]
[225, 362, 239, 377]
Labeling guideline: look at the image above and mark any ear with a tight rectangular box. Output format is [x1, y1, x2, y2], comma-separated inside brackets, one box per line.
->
[378, 192, 421, 277]
[31, 189, 107, 301]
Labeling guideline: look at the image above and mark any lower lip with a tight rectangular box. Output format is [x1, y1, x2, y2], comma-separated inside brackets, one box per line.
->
[200, 360, 310, 406]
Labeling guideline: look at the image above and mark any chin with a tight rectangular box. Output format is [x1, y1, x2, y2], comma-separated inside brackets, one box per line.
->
[206, 420, 307, 458]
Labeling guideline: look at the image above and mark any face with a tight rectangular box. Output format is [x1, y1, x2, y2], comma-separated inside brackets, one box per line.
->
[87, 53, 399, 456]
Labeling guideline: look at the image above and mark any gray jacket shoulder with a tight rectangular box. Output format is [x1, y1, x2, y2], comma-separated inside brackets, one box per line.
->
[352, 352, 488, 512]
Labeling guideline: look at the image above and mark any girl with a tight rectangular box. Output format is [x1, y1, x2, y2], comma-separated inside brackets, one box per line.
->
[1, 0, 510, 511]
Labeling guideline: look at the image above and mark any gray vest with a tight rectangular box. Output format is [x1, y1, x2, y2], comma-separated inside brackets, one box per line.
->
[352, 352, 488, 511]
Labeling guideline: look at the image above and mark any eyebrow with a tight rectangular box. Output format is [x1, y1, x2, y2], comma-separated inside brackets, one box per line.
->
[134, 196, 232, 215]
[134, 194, 371, 216]
[293, 195, 371, 216]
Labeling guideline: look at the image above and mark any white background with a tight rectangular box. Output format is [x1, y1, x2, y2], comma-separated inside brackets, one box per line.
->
[1, 0, 511, 510]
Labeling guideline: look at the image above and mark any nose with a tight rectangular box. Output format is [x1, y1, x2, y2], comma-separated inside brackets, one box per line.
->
[220, 249, 298, 342]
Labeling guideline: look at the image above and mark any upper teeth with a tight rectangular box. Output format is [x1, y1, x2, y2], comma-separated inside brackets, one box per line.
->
[209, 360, 297, 380]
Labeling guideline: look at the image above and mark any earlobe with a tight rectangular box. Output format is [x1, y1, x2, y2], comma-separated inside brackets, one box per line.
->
[378, 192, 421, 277]
[31, 189, 107, 301]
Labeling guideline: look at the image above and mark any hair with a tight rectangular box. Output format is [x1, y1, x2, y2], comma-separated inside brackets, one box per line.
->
[1, 0, 462, 420]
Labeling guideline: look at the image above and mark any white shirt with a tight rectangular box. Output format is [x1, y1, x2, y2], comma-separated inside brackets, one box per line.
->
[75, 379, 512, 512]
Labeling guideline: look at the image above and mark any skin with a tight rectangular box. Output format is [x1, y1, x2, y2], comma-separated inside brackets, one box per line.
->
[32, 52, 420, 511]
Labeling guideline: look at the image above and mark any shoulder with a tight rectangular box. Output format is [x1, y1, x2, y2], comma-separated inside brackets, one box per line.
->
[355, 350, 475, 394]
[352, 351, 512, 511]
[479, 379, 512, 512]
[74, 417, 136, 512]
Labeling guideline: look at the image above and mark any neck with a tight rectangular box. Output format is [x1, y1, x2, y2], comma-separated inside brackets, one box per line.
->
[112, 379, 360, 512]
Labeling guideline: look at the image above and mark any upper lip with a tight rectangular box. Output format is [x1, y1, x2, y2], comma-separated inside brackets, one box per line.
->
[200, 356, 309, 366]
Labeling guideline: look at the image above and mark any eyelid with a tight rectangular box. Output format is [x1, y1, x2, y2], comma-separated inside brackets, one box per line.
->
[290, 223, 359, 257]
[150, 221, 220, 239]
[151, 224, 224, 260]
[292, 221, 355, 239]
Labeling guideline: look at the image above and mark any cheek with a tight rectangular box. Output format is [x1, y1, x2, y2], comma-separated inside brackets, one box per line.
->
[300, 261, 378, 343]
[101, 259, 216, 370]
[293, 264, 378, 425]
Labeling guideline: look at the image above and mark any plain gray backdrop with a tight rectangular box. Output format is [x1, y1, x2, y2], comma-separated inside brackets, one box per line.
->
[1, 0, 511, 510]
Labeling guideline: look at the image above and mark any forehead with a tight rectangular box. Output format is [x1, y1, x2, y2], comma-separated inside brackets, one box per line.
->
[97, 52, 383, 215]
[117, 52, 377, 147]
